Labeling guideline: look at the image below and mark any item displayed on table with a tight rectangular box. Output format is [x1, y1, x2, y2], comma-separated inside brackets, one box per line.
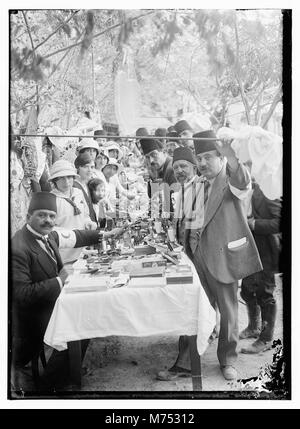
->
[127, 277, 166, 288]
[165, 265, 193, 284]
[129, 266, 165, 278]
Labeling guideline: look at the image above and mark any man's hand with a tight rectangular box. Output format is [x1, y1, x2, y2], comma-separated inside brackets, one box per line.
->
[215, 138, 236, 159]
[105, 227, 126, 239]
[58, 267, 69, 285]
[85, 220, 97, 230]
[215, 138, 238, 171]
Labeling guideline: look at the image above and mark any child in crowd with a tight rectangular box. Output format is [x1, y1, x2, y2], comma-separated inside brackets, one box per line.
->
[88, 177, 114, 229]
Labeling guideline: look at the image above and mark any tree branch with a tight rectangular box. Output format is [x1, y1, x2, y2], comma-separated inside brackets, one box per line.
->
[33, 10, 79, 53]
[233, 18, 251, 124]
[43, 10, 156, 60]
[261, 85, 282, 129]
[22, 11, 40, 115]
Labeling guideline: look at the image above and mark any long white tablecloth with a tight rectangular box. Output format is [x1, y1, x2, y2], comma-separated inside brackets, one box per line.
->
[44, 254, 216, 355]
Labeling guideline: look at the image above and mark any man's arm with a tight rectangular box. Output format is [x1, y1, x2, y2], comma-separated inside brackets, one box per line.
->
[50, 228, 126, 249]
[12, 249, 61, 309]
[215, 139, 251, 191]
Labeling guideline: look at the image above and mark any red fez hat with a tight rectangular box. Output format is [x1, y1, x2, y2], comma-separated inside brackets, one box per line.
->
[136, 127, 149, 137]
[174, 120, 193, 135]
[155, 128, 167, 137]
[172, 147, 197, 166]
[140, 138, 163, 155]
[28, 192, 57, 214]
[193, 130, 218, 155]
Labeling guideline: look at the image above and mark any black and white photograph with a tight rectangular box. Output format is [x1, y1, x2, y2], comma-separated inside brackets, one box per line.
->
[5, 2, 294, 407]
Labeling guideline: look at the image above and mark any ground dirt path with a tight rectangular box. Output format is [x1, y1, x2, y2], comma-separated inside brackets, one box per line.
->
[81, 276, 283, 394]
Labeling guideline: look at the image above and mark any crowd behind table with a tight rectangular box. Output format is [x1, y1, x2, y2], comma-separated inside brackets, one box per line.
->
[10, 119, 282, 392]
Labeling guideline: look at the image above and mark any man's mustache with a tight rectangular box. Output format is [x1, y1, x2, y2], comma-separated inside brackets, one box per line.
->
[41, 222, 53, 228]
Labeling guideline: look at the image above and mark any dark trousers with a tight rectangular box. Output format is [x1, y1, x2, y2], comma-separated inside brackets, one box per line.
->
[192, 248, 239, 367]
[173, 249, 238, 370]
[241, 270, 276, 308]
[241, 270, 277, 342]
[40, 339, 90, 390]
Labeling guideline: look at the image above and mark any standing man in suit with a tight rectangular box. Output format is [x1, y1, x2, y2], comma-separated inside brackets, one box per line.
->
[11, 192, 124, 391]
[239, 178, 281, 354]
[157, 130, 262, 382]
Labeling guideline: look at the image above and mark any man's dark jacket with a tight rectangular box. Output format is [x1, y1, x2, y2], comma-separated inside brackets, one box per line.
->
[11, 225, 99, 366]
[250, 182, 281, 272]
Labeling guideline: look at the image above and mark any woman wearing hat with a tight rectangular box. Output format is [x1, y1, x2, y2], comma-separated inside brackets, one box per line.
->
[77, 138, 99, 161]
[49, 159, 97, 263]
[103, 142, 123, 162]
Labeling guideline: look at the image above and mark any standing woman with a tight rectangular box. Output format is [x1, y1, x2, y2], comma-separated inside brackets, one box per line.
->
[73, 152, 98, 224]
[49, 159, 97, 263]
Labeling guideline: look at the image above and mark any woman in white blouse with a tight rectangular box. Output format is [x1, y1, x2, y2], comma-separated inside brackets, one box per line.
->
[49, 159, 97, 263]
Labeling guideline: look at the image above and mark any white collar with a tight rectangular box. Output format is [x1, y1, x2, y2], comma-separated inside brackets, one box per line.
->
[26, 224, 48, 240]
[182, 175, 197, 189]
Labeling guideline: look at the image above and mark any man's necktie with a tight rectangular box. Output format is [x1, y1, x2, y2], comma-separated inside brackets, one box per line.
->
[38, 236, 58, 265]
[203, 180, 210, 207]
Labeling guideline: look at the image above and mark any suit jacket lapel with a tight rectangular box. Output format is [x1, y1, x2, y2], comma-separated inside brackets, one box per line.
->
[23, 226, 58, 277]
[203, 164, 227, 229]
[48, 236, 63, 270]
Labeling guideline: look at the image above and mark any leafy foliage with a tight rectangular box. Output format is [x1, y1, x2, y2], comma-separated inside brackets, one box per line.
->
[10, 9, 283, 131]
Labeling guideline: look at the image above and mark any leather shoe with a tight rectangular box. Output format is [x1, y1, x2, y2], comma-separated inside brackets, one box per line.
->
[240, 339, 272, 354]
[239, 327, 260, 339]
[156, 366, 191, 381]
[220, 365, 237, 380]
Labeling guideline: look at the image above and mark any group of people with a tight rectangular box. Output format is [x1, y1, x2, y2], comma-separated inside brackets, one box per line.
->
[10, 118, 281, 391]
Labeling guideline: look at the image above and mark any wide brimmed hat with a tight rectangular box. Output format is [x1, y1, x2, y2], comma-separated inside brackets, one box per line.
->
[193, 130, 218, 155]
[48, 160, 78, 181]
[28, 191, 57, 214]
[172, 147, 197, 166]
[103, 143, 123, 160]
[102, 157, 119, 171]
[140, 138, 163, 155]
[174, 120, 193, 135]
[78, 138, 99, 155]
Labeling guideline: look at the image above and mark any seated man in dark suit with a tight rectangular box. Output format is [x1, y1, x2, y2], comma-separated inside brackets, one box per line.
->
[11, 191, 124, 391]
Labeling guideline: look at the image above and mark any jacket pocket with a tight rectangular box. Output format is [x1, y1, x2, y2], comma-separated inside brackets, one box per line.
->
[225, 239, 251, 279]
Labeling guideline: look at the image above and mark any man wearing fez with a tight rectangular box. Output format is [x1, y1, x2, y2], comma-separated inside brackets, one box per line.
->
[166, 130, 180, 157]
[11, 192, 124, 391]
[94, 129, 107, 148]
[155, 128, 167, 146]
[135, 127, 149, 153]
[171, 146, 199, 245]
[174, 120, 195, 151]
[140, 137, 179, 216]
[157, 130, 262, 382]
